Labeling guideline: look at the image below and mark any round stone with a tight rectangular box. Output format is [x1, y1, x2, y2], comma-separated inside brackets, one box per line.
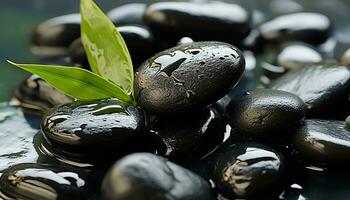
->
[102, 153, 216, 200]
[135, 41, 245, 114]
[14, 75, 73, 113]
[144, 1, 251, 44]
[212, 144, 285, 199]
[226, 89, 307, 138]
[292, 119, 350, 165]
[259, 12, 331, 44]
[0, 163, 88, 200]
[276, 43, 322, 70]
[30, 13, 81, 57]
[41, 98, 148, 159]
[269, 63, 350, 118]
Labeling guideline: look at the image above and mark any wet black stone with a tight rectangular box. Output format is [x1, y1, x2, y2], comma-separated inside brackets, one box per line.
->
[292, 119, 350, 166]
[276, 43, 322, 71]
[41, 98, 148, 160]
[259, 12, 332, 45]
[212, 143, 285, 199]
[102, 153, 216, 200]
[107, 3, 146, 26]
[31, 13, 81, 57]
[149, 107, 225, 160]
[269, 63, 350, 118]
[0, 163, 88, 200]
[68, 25, 155, 68]
[14, 75, 73, 114]
[226, 89, 307, 139]
[135, 41, 245, 114]
[144, 1, 252, 44]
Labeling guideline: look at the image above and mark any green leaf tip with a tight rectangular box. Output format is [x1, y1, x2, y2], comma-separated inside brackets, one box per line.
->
[7, 61, 135, 105]
[80, 0, 134, 97]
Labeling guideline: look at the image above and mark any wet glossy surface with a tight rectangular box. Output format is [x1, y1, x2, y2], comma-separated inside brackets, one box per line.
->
[30, 13, 81, 57]
[102, 153, 216, 200]
[107, 3, 146, 26]
[69, 25, 155, 68]
[269, 63, 350, 118]
[13, 75, 73, 114]
[144, 1, 251, 45]
[0, 104, 40, 172]
[292, 119, 350, 166]
[212, 144, 285, 199]
[41, 98, 148, 160]
[227, 89, 307, 139]
[259, 12, 331, 44]
[277, 43, 322, 70]
[0, 163, 87, 200]
[135, 41, 245, 114]
[149, 108, 224, 160]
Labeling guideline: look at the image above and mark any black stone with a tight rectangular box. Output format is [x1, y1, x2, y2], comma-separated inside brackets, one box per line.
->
[68, 25, 155, 68]
[144, 1, 251, 44]
[30, 14, 81, 57]
[269, 63, 350, 118]
[276, 43, 322, 71]
[41, 98, 148, 160]
[149, 107, 225, 160]
[0, 163, 87, 200]
[259, 12, 332, 45]
[292, 119, 350, 166]
[107, 3, 146, 26]
[226, 89, 307, 139]
[135, 41, 245, 114]
[102, 153, 216, 200]
[14, 75, 73, 114]
[212, 144, 285, 199]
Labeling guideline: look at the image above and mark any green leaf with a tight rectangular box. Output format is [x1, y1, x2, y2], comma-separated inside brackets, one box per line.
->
[80, 0, 134, 97]
[7, 61, 134, 104]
